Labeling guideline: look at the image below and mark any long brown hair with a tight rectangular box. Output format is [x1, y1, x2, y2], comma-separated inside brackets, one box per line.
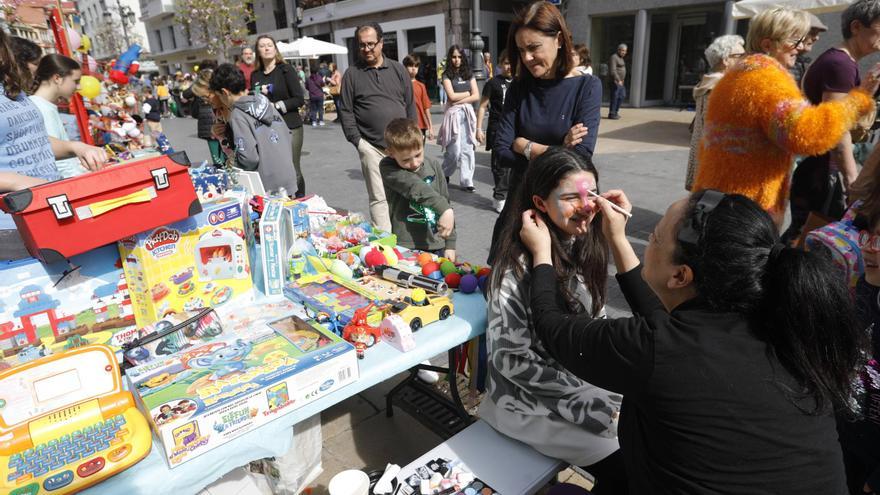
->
[0, 29, 28, 99]
[489, 147, 608, 316]
[506, 1, 575, 80]
[254, 35, 285, 72]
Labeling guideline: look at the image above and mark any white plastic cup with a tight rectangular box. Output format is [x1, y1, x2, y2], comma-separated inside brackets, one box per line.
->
[328, 469, 370, 495]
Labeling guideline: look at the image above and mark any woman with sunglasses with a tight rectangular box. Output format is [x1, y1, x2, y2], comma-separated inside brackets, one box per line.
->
[693, 7, 880, 224]
[519, 189, 862, 493]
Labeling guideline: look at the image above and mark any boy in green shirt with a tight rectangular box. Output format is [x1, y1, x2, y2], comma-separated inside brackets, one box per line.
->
[380, 118, 456, 261]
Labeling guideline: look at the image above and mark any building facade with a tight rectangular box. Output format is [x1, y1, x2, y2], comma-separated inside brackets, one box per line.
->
[139, 0, 205, 74]
[565, 0, 862, 108]
[2, 0, 80, 56]
[298, 0, 520, 96]
[78, 0, 150, 60]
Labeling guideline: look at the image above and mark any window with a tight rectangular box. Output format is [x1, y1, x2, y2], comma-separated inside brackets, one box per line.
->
[246, 2, 256, 35]
[168, 26, 177, 49]
[155, 29, 164, 52]
[274, 0, 287, 30]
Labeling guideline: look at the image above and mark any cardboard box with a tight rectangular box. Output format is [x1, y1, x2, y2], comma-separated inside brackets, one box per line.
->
[119, 198, 255, 327]
[0, 152, 200, 263]
[0, 244, 137, 368]
[258, 199, 293, 296]
[127, 322, 358, 467]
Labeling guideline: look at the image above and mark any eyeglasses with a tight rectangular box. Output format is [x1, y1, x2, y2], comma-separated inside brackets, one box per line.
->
[784, 35, 807, 49]
[358, 41, 381, 51]
[859, 230, 880, 251]
[677, 189, 726, 248]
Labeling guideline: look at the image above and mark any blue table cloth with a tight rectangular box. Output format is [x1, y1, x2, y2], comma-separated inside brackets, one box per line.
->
[83, 292, 487, 495]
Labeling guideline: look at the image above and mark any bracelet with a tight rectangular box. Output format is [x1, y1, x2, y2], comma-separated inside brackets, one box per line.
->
[524, 140, 533, 161]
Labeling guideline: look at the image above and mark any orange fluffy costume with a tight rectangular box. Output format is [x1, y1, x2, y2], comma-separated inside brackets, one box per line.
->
[693, 53, 874, 218]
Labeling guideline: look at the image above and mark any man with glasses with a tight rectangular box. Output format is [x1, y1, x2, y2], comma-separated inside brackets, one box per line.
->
[339, 22, 416, 232]
[784, 0, 880, 244]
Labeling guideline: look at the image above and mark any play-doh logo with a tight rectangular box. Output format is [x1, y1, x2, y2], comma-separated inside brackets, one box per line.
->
[145, 228, 180, 258]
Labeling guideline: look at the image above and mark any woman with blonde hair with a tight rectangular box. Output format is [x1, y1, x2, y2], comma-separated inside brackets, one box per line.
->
[692, 7, 880, 222]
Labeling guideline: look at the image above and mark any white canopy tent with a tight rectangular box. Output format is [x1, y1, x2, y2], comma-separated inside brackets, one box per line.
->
[277, 37, 348, 59]
[732, 0, 853, 18]
[412, 41, 437, 56]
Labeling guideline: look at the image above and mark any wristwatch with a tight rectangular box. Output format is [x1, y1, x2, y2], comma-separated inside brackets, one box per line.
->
[524, 140, 533, 161]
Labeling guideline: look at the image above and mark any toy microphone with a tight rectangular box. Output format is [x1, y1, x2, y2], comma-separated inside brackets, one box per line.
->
[374, 265, 448, 294]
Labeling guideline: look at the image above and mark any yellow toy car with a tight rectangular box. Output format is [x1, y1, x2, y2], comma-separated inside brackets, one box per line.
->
[386, 290, 454, 332]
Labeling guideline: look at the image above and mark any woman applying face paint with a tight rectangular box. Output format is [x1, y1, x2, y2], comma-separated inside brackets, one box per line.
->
[480, 148, 627, 494]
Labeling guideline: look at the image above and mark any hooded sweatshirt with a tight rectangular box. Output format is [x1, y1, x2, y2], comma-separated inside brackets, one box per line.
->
[228, 93, 297, 195]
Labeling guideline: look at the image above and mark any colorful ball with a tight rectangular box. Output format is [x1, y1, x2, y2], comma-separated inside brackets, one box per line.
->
[440, 260, 457, 276]
[478, 275, 488, 291]
[364, 250, 386, 268]
[477, 267, 491, 278]
[411, 288, 426, 304]
[422, 262, 440, 276]
[445, 273, 461, 289]
[379, 245, 398, 266]
[428, 271, 443, 280]
[417, 252, 434, 266]
[459, 274, 479, 294]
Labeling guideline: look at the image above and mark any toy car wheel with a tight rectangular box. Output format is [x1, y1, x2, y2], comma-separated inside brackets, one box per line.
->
[368, 334, 376, 347]
[439, 306, 451, 320]
[410, 318, 422, 332]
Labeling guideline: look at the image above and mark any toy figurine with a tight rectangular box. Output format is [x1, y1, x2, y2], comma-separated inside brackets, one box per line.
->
[341, 302, 383, 349]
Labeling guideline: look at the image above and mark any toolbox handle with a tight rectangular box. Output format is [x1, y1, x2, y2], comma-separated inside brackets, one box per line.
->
[76, 187, 157, 219]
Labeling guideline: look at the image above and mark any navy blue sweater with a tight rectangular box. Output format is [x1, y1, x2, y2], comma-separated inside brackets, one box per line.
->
[494, 74, 602, 173]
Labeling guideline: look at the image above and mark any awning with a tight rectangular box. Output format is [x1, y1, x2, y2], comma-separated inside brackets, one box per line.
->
[732, 0, 853, 19]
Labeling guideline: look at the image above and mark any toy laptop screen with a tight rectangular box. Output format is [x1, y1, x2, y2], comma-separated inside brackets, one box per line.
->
[0, 347, 117, 426]
[298, 279, 372, 312]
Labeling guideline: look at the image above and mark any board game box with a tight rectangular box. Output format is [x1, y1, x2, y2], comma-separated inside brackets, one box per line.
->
[283, 273, 385, 326]
[0, 244, 136, 368]
[126, 321, 358, 467]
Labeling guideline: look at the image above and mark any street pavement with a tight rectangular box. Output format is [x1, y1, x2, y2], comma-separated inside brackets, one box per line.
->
[162, 106, 693, 491]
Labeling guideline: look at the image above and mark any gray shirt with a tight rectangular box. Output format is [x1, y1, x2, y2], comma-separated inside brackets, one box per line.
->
[339, 57, 416, 149]
[610, 53, 626, 84]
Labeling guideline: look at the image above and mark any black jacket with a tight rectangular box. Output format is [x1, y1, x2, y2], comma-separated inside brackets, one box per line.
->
[250, 63, 304, 130]
[530, 264, 847, 494]
[182, 87, 214, 140]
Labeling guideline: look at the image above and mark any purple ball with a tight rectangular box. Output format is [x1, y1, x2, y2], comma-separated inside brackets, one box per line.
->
[478, 274, 488, 291]
[428, 270, 444, 280]
[459, 274, 479, 294]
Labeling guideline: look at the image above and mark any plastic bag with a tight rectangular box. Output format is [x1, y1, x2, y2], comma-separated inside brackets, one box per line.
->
[254, 414, 323, 494]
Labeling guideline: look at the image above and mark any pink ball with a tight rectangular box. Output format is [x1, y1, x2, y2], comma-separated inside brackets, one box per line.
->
[459, 274, 478, 294]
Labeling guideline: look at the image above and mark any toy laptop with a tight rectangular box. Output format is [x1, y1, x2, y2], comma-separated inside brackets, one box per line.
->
[0, 345, 151, 494]
[126, 326, 357, 468]
[0, 152, 201, 263]
[118, 197, 255, 327]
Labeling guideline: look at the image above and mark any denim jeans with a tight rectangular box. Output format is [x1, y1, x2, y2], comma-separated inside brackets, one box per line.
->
[609, 82, 626, 116]
[309, 97, 324, 124]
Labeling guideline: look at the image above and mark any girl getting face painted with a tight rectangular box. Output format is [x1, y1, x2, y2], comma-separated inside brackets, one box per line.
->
[533, 171, 598, 237]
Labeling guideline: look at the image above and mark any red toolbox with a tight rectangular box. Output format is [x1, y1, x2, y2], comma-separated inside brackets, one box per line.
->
[0, 152, 202, 263]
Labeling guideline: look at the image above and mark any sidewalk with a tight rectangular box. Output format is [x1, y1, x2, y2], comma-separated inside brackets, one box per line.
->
[162, 106, 693, 492]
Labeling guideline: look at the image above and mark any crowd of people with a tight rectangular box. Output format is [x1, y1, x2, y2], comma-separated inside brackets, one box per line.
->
[7, 0, 880, 492]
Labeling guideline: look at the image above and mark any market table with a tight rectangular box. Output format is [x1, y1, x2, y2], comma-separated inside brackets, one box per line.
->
[82, 291, 487, 495]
